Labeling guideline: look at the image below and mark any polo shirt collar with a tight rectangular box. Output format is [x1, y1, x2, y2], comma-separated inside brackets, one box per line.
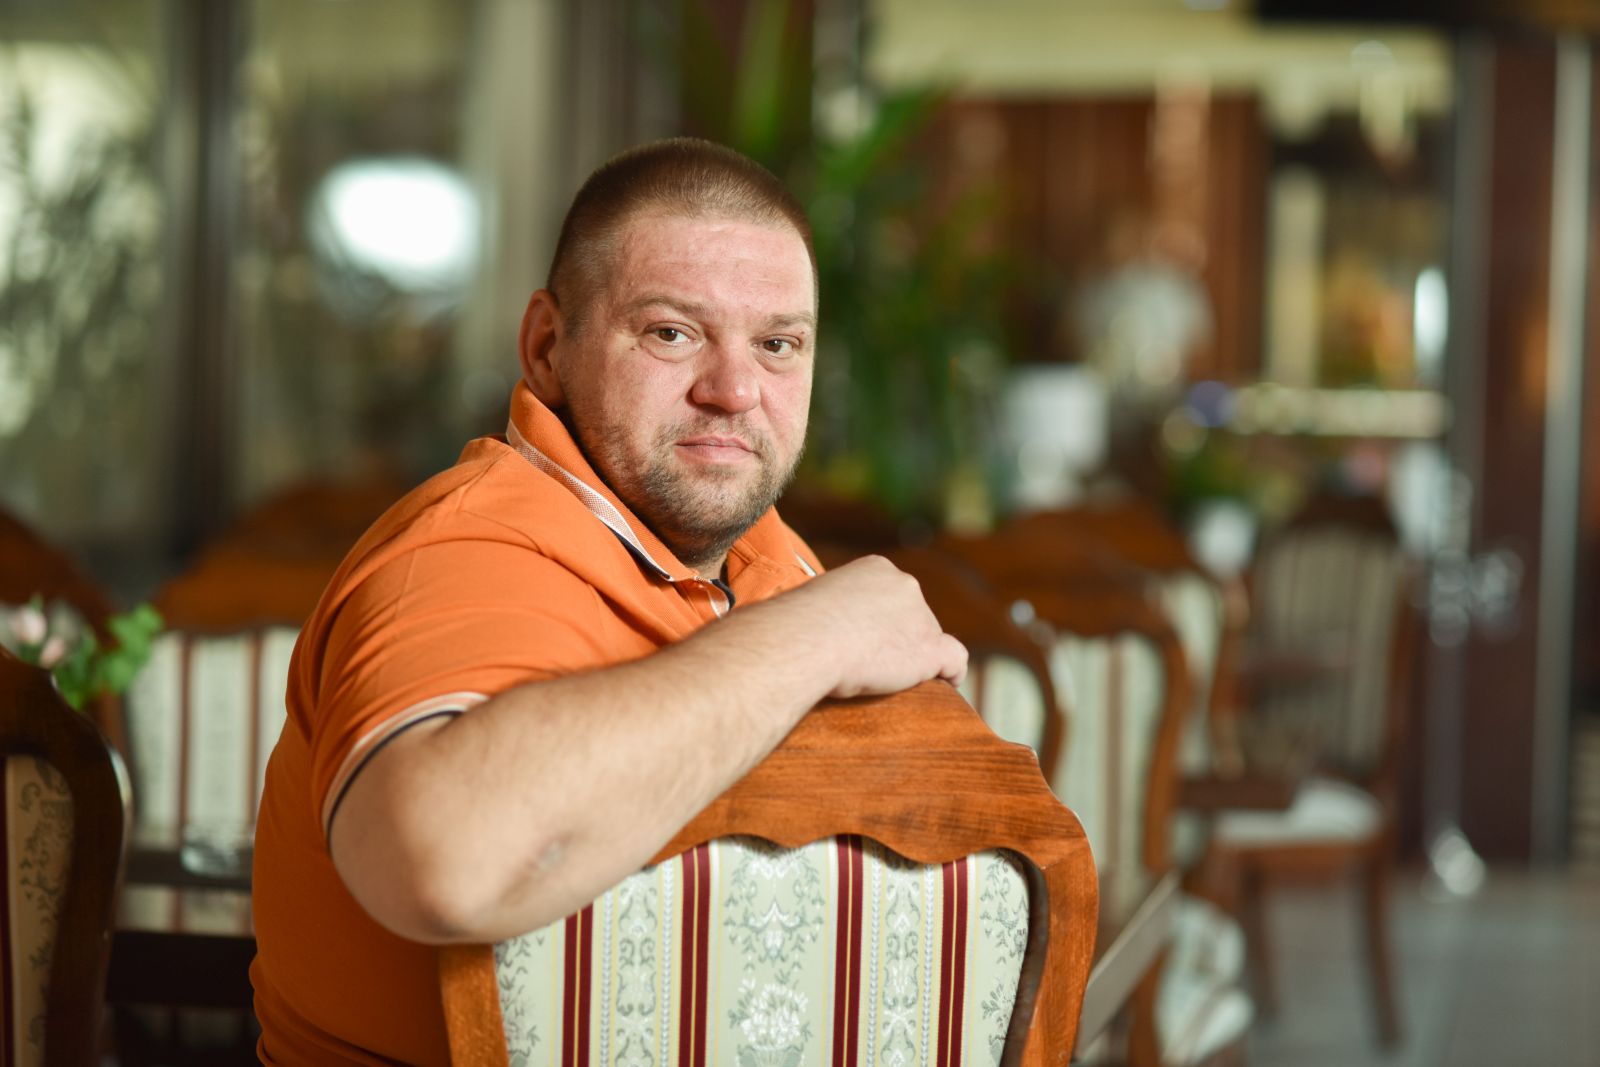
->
[504, 380, 806, 589]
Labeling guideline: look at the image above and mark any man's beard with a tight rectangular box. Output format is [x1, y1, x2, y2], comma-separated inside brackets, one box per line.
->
[574, 412, 803, 573]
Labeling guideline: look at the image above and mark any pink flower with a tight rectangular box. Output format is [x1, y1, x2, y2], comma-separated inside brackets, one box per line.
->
[9, 605, 47, 647]
[38, 634, 68, 669]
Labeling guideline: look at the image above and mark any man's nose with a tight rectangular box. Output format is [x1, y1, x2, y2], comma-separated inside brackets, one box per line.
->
[688, 341, 760, 414]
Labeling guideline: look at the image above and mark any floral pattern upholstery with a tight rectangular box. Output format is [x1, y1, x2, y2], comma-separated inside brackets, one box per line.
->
[491, 836, 1030, 1067]
[1, 755, 74, 1067]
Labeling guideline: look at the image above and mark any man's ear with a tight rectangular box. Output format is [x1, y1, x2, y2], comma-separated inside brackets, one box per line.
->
[518, 289, 566, 407]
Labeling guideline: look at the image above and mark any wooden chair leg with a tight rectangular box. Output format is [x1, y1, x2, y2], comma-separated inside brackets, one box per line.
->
[1360, 849, 1402, 1047]
[1238, 862, 1277, 1021]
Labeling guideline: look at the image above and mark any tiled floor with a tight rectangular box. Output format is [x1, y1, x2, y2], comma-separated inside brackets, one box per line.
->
[1248, 867, 1600, 1067]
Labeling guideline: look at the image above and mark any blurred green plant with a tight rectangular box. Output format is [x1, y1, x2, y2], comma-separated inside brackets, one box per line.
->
[648, 0, 1014, 523]
[2, 596, 163, 711]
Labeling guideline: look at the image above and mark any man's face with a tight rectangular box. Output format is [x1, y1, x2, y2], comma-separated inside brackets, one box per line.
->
[551, 211, 816, 572]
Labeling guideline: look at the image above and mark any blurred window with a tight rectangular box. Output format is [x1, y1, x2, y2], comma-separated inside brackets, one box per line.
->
[0, 2, 171, 552]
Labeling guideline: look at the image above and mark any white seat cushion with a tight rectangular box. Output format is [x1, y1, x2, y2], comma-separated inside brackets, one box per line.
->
[1167, 894, 1246, 985]
[1158, 973, 1254, 1066]
[1212, 775, 1383, 848]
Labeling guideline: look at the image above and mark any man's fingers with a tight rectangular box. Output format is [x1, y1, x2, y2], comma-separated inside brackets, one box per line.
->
[936, 634, 969, 686]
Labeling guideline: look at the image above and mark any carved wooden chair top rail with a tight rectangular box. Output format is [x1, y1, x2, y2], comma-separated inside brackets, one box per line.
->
[439, 681, 1100, 1067]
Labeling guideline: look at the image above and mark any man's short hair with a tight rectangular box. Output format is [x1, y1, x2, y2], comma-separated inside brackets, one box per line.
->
[547, 138, 816, 333]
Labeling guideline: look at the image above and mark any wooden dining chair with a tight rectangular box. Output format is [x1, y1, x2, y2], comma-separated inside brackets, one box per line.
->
[994, 505, 1256, 1066]
[949, 528, 1254, 1067]
[886, 545, 1065, 786]
[439, 681, 1099, 1066]
[1003, 500, 1250, 786]
[0, 648, 131, 1067]
[1205, 494, 1419, 1048]
[0, 507, 124, 749]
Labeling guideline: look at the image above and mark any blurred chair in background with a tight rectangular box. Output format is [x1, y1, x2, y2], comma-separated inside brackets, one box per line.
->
[438, 682, 1100, 1067]
[0, 649, 131, 1067]
[950, 529, 1250, 1067]
[997, 500, 1257, 1066]
[113, 548, 310, 1063]
[886, 544, 1064, 785]
[1205, 494, 1419, 1048]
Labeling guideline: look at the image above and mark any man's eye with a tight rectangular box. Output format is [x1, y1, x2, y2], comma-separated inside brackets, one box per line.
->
[653, 327, 688, 344]
[761, 338, 797, 357]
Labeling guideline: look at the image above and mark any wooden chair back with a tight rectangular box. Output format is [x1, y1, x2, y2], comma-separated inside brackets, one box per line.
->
[1004, 502, 1248, 775]
[0, 649, 130, 1067]
[886, 545, 1065, 784]
[947, 531, 1191, 884]
[439, 682, 1099, 1066]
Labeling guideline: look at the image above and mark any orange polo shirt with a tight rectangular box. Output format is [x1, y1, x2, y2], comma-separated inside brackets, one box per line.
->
[250, 382, 821, 1065]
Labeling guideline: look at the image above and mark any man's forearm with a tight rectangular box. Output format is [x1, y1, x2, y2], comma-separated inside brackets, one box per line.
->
[334, 596, 833, 943]
[329, 556, 965, 945]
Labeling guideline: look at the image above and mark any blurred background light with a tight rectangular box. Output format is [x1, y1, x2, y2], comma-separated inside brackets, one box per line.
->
[306, 156, 480, 316]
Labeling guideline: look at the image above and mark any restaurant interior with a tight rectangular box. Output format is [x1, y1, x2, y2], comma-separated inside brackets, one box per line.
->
[2, 0, 1599, 1064]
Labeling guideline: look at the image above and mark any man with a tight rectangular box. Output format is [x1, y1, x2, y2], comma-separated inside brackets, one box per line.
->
[250, 138, 967, 1064]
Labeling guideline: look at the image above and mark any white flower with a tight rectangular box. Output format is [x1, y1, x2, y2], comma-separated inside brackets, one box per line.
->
[38, 634, 68, 668]
[10, 604, 47, 646]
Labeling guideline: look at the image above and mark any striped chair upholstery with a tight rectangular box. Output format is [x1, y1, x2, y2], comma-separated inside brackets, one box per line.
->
[2, 755, 74, 1067]
[1153, 575, 1226, 782]
[120, 628, 296, 934]
[1246, 528, 1406, 783]
[1043, 633, 1169, 894]
[490, 836, 1029, 1067]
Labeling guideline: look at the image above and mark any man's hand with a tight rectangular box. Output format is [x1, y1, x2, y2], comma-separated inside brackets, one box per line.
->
[769, 555, 967, 698]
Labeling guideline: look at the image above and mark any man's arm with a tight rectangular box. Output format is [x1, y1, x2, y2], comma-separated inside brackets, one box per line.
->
[329, 555, 966, 945]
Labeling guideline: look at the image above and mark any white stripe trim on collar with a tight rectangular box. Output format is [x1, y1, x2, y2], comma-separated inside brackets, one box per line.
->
[504, 420, 732, 615]
[506, 420, 672, 580]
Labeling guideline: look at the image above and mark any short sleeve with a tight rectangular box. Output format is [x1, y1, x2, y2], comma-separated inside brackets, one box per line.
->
[309, 539, 620, 837]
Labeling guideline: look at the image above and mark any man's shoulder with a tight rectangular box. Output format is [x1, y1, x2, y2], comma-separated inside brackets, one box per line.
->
[363, 436, 587, 554]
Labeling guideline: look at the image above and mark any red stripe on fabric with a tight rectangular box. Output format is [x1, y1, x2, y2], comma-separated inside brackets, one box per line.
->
[174, 637, 193, 932]
[677, 848, 699, 1067]
[937, 860, 956, 1067]
[1107, 644, 1124, 877]
[1, 760, 15, 1067]
[578, 905, 594, 1067]
[846, 836, 865, 1067]
[693, 844, 711, 1067]
[831, 838, 851, 1067]
[247, 633, 263, 824]
[950, 857, 970, 1064]
[562, 912, 580, 1067]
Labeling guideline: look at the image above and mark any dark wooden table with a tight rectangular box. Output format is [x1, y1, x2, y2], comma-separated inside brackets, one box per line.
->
[107, 847, 256, 1010]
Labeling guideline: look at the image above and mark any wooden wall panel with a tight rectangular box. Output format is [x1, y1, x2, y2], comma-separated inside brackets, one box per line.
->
[933, 95, 1265, 379]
